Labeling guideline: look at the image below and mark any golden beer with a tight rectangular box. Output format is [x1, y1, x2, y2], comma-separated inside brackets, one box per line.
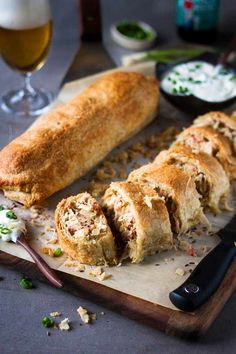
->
[0, 20, 52, 72]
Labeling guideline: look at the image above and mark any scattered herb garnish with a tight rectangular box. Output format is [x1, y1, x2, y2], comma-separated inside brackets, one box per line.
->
[6, 210, 17, 219]
[0, 205, 4, 211]
[172, 80, 177, 84]
[195, 64, 202, 69]
[172, 88, 178, 94]
[116, 21, 153, 40]
[41, 317, 54, 328]
[230, 75, 236, 81]
[0, 224, 11, 234]
[53, 248, 62, 257]
[19, 276, 34, 289]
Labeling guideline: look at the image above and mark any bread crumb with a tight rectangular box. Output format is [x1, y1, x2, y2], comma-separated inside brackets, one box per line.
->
[89, 266, 103, 277]
[40, 246, 54, 257]
[50, 312, 61, 318]
[76, 264, 86, 272]
[64, 261, 79, 268]
[59, 318, 70, 331]
[97, 272, 112, 281]
[90, 313, 97, 321]
[47, 238, 58, 245]
[77, 306, 90, 324]
[175, 267, 185, 276]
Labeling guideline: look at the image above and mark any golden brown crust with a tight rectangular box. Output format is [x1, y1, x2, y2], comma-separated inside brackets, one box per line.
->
[55, 193, 117, 266]
[175, 126, 236, 179]
[0, 71, 159, 207]
[102, 181, 173, 263]
[128, 163, 208, 234]
[154, 144, 230, 213]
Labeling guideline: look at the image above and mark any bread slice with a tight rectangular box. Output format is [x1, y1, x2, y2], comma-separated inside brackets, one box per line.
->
[55, 192, 117, 266]
[174, 126, 236, 179]
[154, 144, 230, 213]
[102, 181, 173, 263]
[128, 163, 209, 234]
[194, 111, 236, 154]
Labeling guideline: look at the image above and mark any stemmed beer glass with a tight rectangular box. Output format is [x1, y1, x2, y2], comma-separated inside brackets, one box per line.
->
[0, 0, 53, 116]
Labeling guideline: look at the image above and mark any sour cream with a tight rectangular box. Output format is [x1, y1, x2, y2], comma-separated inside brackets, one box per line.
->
[0, 209, 26, 242]
[161, 61, 236, 103]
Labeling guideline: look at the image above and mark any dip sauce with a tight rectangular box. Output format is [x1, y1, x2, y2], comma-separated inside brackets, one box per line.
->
[0, 209, 26, 242]
[161, 61, 236, 102]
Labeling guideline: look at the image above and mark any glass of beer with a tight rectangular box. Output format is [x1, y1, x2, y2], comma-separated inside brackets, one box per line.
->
[0, 0, 52, 116]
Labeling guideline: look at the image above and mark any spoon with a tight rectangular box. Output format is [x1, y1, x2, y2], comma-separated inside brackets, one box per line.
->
[156, 35, 236, 115]
[0, 209, 63, 288]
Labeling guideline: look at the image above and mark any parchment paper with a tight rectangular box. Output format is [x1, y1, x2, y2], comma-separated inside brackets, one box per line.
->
[0, 62, 235, 311]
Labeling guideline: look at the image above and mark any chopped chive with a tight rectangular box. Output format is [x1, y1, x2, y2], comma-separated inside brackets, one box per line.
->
[174, 71, 180, 76]
[194, 80, 202, 84]
[19, 276, 34, 289]
[188, 77, 193, 81]
[53, 247, 62, 257]
[0, 206, 4, 211]
[172, 88, 178, 94]
[230, 75, 236, 81]
[195, 64, 202, 69]
[41, 317, 54, 328]
[0, 224, 11, 234]
[6, 210, 17, 220]
[172, 80, 177, 84]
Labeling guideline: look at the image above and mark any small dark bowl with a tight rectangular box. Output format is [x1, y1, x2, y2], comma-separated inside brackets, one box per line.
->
[155, 52, 236, 115]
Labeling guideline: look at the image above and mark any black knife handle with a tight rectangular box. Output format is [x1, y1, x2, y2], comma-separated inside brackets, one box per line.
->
[169, 241, 236, 312]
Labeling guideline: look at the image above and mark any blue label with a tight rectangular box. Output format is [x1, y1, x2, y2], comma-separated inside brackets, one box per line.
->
[176, 0, 220, 31]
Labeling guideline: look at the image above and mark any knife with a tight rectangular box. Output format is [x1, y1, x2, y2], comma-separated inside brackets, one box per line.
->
[169, 215, 236, 312]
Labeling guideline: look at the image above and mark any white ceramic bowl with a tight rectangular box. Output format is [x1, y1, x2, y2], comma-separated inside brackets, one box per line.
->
[111, 21, 157, 51]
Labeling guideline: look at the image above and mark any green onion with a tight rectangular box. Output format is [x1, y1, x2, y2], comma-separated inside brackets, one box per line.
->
[230, 75, 236, 81]
[172, 80, 177, 84]
[172, 88, 178, 94]
[19, 276, 34, 289]
[0, 206, 4, 211]
[6, 210, 17, 219]
[53, 248, 62, 257]
[41, 317, 54, 328]
[0, 224, 11, 234]
[116, 21, 153, 40]
[144, 48, 205, 63]
[195, 64, 202, 69]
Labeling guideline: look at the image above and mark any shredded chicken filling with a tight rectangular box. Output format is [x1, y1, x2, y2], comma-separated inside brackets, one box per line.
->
[179, 134, 218, 157]
[171, 159, 210, 202]
[62, 195, 107, 240]
[104, 191, 137, 243]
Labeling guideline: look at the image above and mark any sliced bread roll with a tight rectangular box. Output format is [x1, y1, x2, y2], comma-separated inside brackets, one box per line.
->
[193, 111, 236, 154]
[102, 181, 173, 263]
[128, 163, 209, 234]
[154, 145, 230, 213]
[55, 192, 117, 266]
[174, 126, 236, 179]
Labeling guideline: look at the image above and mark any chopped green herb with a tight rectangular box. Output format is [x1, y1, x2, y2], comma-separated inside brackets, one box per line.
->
[188, 77, 193, 81]
[230, 75, 236, 81]
[0, 224, 11, 234]
[195, 64, 202, 69]
[174, 71, 180, 76]
[172, 80, 177, 84]
[0, 205, 4, 211]
[179, 86, 189, 94]
[53, 247, 62, 257]
[193, 80, 202, 84]
[116, 21, 153, 40]
[41, 316, 54, 328]
[172, 88, 178, 94]
[19, 276, 34, 289]
[6, 210, 17, 219]
[189, 68, 195, 72]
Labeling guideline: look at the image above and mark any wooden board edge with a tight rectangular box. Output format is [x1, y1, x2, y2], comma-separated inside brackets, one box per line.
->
[0, 251, 235, 338]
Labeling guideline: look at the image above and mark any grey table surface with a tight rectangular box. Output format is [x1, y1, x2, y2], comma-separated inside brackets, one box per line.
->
[0, 1, 236, 353]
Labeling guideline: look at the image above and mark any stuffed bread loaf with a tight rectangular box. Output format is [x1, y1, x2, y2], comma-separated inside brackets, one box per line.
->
[55, 192, 117, 265]
[154, 144, 230, 213]
[0, 71, 159, 207]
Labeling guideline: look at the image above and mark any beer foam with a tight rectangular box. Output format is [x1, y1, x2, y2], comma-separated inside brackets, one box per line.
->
[0, 0, 51, 30]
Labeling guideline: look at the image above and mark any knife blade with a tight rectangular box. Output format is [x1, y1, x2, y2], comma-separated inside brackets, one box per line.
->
[169, 214, 236, 312]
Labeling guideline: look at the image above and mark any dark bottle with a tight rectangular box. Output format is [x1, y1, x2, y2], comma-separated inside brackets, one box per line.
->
[176, 0, 220, 43]
[79, 0, 102, 41]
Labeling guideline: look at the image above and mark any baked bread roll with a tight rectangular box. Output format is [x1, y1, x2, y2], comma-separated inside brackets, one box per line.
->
[194, 111, 236, 154]
[55, 192, 117, 266]
[174, 126, 236, 179]
[128, 163, 209, 234]
[102, 181, 173, 263]
[154, 145, 230, 213]
[0, 71, 159, 207]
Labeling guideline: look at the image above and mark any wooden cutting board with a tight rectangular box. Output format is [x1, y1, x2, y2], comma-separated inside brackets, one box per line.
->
[0, 62, 236, 338]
